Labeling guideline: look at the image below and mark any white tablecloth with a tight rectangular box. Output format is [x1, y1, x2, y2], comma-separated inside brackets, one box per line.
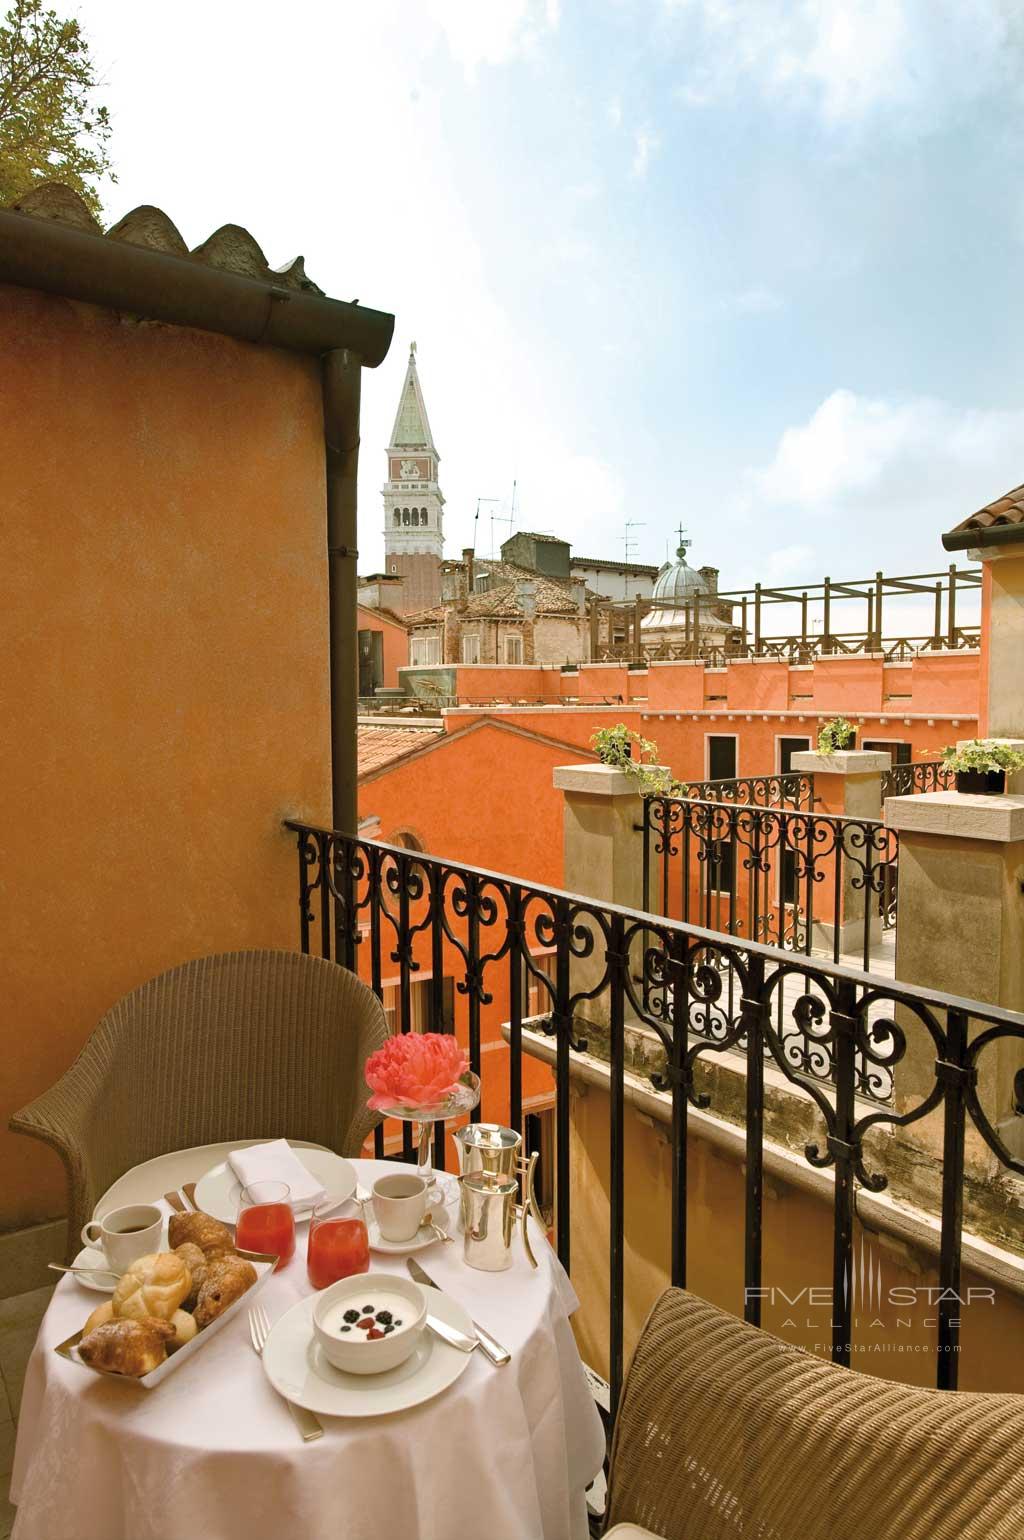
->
[11, 1158, 605, 1540]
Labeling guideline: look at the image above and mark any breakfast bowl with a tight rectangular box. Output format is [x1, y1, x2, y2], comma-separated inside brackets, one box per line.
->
[312, 1273, 427, 1375]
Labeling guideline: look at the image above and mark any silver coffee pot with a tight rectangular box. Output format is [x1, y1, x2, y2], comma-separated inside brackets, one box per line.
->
[455, 1123, 543, 1271]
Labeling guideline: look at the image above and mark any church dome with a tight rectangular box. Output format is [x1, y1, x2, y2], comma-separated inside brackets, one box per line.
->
[650, 542, 708, 605]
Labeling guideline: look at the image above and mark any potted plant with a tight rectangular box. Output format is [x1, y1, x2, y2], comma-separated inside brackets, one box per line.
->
[940, 739, 1024, 796]
[590, 725, 674, 795]
[817, 716, 857, 754]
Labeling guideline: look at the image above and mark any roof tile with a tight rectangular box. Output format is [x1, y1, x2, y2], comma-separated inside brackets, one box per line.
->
[943, 482, 1024, 549]
[358, 723, 443, 775]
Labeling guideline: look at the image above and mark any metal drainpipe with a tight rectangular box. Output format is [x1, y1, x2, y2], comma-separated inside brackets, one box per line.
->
[322, 349, 362, 834]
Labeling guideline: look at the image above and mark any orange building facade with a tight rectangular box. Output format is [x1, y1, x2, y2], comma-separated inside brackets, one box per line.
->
[0, 212, 387, 1230]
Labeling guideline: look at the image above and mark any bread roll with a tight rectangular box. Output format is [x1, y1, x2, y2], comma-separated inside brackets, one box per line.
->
[174, 1242, 208, 1309]
[193, 1255, 257, 1327]
[83, 1300, 114, 1334]
[79, 1316, 175, 1377]
[113, 1251, 191, 1323]
[167, 1309, 198, 1352]
[167, 1212, 234, 1258]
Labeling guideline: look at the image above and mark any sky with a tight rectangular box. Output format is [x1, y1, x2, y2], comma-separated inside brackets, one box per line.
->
[75, 0, 1023, 612]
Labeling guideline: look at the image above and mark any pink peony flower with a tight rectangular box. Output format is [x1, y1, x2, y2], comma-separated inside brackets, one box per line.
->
[365, 1032, 470, 1112]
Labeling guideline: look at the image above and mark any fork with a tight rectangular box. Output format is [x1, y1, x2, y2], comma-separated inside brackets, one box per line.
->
[248, 1305, 323, 1442]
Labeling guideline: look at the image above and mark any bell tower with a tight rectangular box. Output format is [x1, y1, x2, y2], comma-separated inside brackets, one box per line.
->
[383, 342, 444, 613]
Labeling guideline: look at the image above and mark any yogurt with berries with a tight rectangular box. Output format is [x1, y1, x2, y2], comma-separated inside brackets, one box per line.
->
[320, 1291, 413, 1342]
[312, 1274, 428, 1375]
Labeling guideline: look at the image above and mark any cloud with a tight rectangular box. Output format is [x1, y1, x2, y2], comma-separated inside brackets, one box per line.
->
[739, 388, 1024, 577]
[665, 0, 1019, 131]
[424, 0, 560, 76]
[607, 95, 623, 129]
[631, 125, 661, 178]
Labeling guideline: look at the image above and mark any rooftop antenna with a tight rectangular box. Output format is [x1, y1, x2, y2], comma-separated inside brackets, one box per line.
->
[624, 519, 645, 599]
[475, 496, 501, 557]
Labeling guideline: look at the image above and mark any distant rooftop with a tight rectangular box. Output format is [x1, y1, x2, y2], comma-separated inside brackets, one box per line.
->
[572, 555, 660, 574]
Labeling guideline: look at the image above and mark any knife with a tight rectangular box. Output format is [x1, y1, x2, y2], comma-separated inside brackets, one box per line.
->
[425, 1314, 478, 1354]
[407, 1258, 511, 1366]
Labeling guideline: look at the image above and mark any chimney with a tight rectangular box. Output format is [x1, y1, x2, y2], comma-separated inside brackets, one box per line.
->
[699, 565, 719, 596]
[463, 547, 475, 594]
[518, 580, 537, 622]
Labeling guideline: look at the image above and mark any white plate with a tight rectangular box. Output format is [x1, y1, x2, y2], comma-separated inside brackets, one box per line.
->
[261, 1285, 474, 1417]
[368, 1200, 455, 1255]
[194, 1146, 357, 1225]
[93, 1139, 336, 1220]
[69, 1246, 121, 1294]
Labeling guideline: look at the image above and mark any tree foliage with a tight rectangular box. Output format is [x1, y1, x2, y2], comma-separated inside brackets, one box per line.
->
[0, 0, 113, 214]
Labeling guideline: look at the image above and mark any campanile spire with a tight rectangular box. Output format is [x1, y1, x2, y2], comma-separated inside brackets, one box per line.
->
[382, 343, 444, 613]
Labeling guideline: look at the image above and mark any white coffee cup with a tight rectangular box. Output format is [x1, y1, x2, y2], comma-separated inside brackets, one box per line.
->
[81, 1203, 163, 1272]
[371, 1173, 428, 1242]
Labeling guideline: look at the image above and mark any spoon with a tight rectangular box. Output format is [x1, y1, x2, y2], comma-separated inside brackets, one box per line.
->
[419, 1212, 454, 1244]
[48, 1262, 122, 1279]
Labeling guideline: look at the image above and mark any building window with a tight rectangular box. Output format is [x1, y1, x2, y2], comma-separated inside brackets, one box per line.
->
[707, 734, 737, 781]
[410, 634, 441, 666]
[462, 635, 481, 664]
[474, 573, 491, 593]
[505, 634, 523, 664]
[864, 740, 911, 763]
[393, 510, 401, 526]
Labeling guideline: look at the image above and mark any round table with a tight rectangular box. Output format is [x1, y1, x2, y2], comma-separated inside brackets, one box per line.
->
[10, 1156, 605, 1540]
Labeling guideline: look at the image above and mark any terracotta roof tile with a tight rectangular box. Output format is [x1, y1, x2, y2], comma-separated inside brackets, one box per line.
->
[4, 183, 324, 293]
[406, 558, 586, 625]
[358, 723, 443, 775]
[943, 482, 1024, 551]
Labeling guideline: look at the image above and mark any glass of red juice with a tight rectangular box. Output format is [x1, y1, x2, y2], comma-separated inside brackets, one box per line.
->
[236, 1181, 295, 1271]
[307, 1198, 370, 1289]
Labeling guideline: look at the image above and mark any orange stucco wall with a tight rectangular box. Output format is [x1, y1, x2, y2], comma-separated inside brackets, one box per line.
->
[1, 285, 334, 1229]
[358, 603, 408, 689]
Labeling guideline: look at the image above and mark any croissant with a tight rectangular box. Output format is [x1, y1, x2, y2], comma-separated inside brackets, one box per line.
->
[79, 1316, 175, 1377]
[174, 1242, 208, 1310]
[113, 1251, 191, 1323]
[167, 1212, 234, 1258]
[193, 1255, 257, 1327]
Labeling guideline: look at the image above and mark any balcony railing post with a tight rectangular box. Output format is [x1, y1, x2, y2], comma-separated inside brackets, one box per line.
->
[507, 883, 524, 1139]
[608, 910, 627, 1422]
[668, 932, 690, 1288]
[553, 899, 572, 1272]
[829, 978, 859, 1367]
[741, 952, 767, 1326]
[936, 1007, 970, 1390]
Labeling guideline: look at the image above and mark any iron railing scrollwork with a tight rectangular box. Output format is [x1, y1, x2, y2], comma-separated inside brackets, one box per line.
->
[285, 820, 1024, 1417]
[673, 772, 814, 810]
[880, 759, 956, 800]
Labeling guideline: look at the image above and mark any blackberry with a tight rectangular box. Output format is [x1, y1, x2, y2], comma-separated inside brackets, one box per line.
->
[362, 1307, 374, 1316]
[340, 1325, 352, 1333]
[383, 1324, 395, 1334]
[342, 1309, 360, 1324]
[375, 1310, 393, 1325]
[394, 1319, 403, 1327]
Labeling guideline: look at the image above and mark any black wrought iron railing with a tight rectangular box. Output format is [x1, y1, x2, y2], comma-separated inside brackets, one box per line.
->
[674, 772, 814, 810]
[643, 795, 899, 970]
[881, 759, 955, 800]
[285, 820, 1024, 1414]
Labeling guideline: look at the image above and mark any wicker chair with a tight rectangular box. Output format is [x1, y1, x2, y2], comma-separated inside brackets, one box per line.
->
[10, 950, 392, 1258]
[605, 1288, 1024, 1540]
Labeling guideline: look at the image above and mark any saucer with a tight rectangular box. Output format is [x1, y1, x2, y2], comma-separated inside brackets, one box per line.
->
[70, 1246, 120, 1293]
[261, 1287, 474, 1417]
[368, 1202, 454, 1255]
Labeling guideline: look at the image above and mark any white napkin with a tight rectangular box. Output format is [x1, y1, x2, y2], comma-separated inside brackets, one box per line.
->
[228, 1140, 326, 1209]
